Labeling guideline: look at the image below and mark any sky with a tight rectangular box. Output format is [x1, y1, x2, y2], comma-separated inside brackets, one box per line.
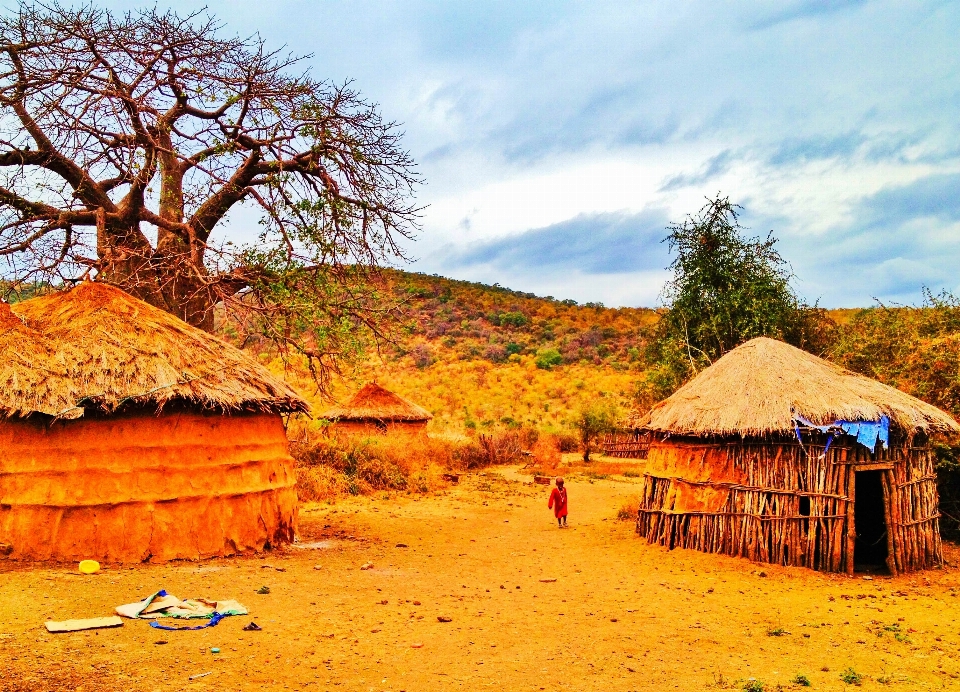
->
[107, 0, 960, 307]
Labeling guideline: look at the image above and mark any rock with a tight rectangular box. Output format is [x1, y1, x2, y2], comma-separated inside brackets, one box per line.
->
[360, 562, 374, 571]
[539, 578, 557, 583]
[758, 571, 767, 578]
[610, 618, 618, 622]
[411, 642, 424, 648]
[412, 601, 421, 606]
[256, 586, 270, 594]
[396, 543, 408, 548]
[437, 616, 452, 623]
[313, 565, 322, 570]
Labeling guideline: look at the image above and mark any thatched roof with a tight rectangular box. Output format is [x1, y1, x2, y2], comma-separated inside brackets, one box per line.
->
[634, 337, 959, 437]
[322, 383, 432, 423]
[6, 282, 308, 418]
[0, 302, 80, 418]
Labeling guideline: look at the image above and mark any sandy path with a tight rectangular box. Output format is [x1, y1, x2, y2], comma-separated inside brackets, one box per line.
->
[2, 466, 960, 691]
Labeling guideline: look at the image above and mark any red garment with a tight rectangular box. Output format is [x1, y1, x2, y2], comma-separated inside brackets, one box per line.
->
[548, 486, 568, 518]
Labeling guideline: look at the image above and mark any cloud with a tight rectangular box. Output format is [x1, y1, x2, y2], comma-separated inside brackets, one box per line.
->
[660, 150, 735, 191]
[767, 131, 868, 166]
[107, 0, 960, 308]
[749, 0, 870, 31]
[444, 208, 672, 275]
[859, 172, 960, 226]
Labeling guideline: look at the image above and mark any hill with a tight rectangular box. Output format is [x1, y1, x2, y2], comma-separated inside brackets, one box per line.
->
[283, 270, 659, 435]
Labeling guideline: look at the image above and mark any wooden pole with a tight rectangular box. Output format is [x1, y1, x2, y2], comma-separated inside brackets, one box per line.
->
[881, 469, 898, 578]
[846, 469, 856, 576]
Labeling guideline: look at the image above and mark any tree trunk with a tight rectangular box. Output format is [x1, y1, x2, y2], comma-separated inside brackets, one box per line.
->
[98, 221, 216, 332]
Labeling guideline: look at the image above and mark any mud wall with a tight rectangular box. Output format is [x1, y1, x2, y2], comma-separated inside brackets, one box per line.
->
[0, 412, 297, 562]
[329, 420, 428, 436]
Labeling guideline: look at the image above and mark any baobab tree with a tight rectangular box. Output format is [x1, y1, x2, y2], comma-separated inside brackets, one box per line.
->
[0, 3, 419, 386]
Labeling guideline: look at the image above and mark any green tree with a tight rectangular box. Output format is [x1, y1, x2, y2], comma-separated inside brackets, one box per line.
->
[535, 348, 563, 370]
[642, 195, 831, 402]
[572, 403, 617, 462]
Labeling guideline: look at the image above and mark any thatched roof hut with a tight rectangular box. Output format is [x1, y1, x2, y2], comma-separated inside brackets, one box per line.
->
[631, 337, 958, 575]
[0, 282, 308, 563]
[322, 382, 432, 434]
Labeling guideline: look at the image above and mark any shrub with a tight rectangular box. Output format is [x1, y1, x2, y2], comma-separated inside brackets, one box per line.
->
[791, 674, 811, 687]
[535, 348, 563, 370]
[840, 667, 863, 685]
[499, 311, 528, 328]
[483, 344, 508, 363]
[410, 343, 434, 368]
[531, 435, 561, 470]
[616, 499, 638, 520]
[555, 432, 579, 452]
[289, 424, 528, 502]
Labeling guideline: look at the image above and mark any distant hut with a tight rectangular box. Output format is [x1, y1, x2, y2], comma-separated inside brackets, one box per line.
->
[322, 383, 432, 435]
[631, 337, 959, 575]
[0, 282, 308, 563]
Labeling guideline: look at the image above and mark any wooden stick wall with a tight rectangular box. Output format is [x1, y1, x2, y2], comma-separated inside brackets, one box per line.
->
[634, 435, 942, 573]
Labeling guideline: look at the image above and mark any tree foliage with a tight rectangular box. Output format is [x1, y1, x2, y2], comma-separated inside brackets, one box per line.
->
[640, 195, 832, 403]
[0, 3, 419, 389]
[572, 403, 617, 462]
[829, 290, 960, 539]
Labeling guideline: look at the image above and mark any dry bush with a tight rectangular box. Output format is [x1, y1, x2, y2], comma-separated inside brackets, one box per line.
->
[289, 425, 524, 501]
[296, 464, 352, 502]
[617, 497, 639, 521]
[459, 432, 524, 469]
[531, 434, 562, 470]
[555, 432, 580, 453]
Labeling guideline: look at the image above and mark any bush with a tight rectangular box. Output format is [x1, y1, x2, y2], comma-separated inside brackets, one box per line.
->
[410, 343, 434, 368]
[531, 435, 561, 470]
[840, 667, 863, 685]
[498, 311, 528, 328]
[535, 348, 563, 370]
[616, 499, 638, 520]
[555, 432, 579, 452]
[483, 344, 508, 363]
[289, 427, 525, 501]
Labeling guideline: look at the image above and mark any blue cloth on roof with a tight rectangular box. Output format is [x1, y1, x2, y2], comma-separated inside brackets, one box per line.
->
[791, 413, 889, 451]
[836, 416, 889, 451]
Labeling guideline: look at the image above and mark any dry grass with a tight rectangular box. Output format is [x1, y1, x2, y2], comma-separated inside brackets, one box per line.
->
[617, 497, 639, 520]
[635, 337, 959, 436]
[289, 425, 527, 501]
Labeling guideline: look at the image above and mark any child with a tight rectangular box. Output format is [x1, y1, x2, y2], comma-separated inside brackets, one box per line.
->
[548, 477, 568, 528]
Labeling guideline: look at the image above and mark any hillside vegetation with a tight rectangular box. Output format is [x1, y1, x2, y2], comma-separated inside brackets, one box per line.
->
[282, 269, 659, 435]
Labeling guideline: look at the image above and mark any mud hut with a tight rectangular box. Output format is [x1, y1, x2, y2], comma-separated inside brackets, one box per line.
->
[631, 337, 959, 575]
[0, 282, 308, 563]
[322, 383, 432, 435]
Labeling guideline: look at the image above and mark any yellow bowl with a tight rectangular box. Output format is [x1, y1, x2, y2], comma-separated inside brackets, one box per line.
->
[78, 560, 100, 575]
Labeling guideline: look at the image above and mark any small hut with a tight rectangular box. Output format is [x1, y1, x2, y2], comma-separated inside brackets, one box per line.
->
[322, 383, 432, 435]
[631, 337, 959, 575]
[0, 282, 308, 563]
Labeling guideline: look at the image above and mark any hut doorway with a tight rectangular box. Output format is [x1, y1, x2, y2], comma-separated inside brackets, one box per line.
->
[854, 470, 889, 571]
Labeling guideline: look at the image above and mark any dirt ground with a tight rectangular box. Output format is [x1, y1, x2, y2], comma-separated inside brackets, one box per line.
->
[3, 464, 960, 692]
